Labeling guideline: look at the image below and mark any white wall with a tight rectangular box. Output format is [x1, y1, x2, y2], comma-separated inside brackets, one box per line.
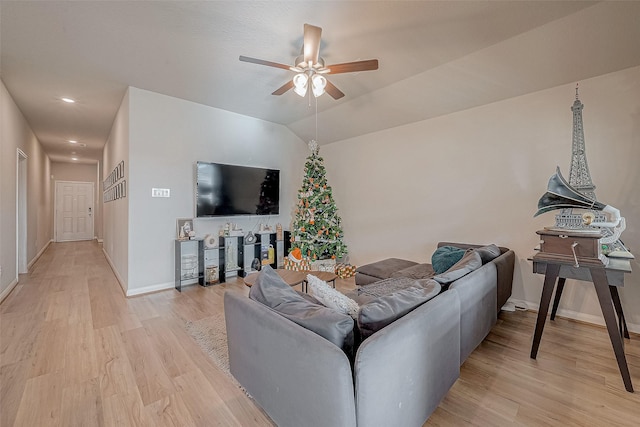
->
[124, 88, 307, 295]
[50, 161, 101, 241]
[323, 66, 640, 331]
[102, 89, 130, 293]
[1, 80, 52, 301]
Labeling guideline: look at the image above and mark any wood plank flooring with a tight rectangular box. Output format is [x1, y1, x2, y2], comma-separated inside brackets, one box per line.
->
[1, 241, 639, 426]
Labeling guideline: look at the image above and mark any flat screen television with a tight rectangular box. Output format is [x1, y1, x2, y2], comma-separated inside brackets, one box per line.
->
[196, 161, 280, 217]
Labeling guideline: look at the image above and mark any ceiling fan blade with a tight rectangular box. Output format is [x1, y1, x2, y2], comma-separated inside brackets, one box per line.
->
[324, 80, 345, 100]
[326, 59, 379, 74]
[303, 24, 322, 66]
[239, 55, 292, 71]
[272, 80, 294, 96]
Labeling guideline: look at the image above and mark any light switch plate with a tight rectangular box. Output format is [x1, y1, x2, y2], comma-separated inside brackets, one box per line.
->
[152, 188, 170, 198]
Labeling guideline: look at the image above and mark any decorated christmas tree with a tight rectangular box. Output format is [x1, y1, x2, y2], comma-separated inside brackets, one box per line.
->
[291, 141, 348, 260]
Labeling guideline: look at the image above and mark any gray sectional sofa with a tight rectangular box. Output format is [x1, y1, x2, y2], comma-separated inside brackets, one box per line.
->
[224, 242, 515, 427]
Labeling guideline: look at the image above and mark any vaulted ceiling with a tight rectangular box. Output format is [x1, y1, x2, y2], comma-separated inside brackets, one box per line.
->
[2, 1, 639, 164]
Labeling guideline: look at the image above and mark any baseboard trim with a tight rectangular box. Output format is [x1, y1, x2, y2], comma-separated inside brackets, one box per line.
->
[0, 278, 19, 304]
[126, 281, 175, 297]
[507, 298, 640, 335]
[102, 248, 128, 296]
[27, 239, 52, 270]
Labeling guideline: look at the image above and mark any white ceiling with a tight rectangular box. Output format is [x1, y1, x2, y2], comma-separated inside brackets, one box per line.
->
[2, 1, 639, 164]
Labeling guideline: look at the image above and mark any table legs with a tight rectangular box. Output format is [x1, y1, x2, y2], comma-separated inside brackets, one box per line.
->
[550, 277, 566, 320]
[549, 276, 630, 341]
[531, 264, 559, 359]
[301, 277, 336, 293]
[590, 268, 633, 392]
[531, 264, 634, 392]
[610, 286, 630, 339]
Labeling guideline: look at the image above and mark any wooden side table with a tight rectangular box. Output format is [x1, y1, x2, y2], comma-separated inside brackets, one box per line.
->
[243, 269, 306, 289]
[243, 269, 338, 293]
[531, 229, 634, 392]
[303, 271, 338, 293]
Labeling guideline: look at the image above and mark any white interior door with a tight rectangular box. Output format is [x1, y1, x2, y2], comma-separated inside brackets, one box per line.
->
[56, 181, 94, 242]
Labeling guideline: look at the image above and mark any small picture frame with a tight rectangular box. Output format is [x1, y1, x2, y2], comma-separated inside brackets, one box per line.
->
[177, 218, 193, 240]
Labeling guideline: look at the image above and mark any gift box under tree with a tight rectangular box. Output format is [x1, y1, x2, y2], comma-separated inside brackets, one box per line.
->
[283, 257, 311, 271]
[335, 263, 357, 278]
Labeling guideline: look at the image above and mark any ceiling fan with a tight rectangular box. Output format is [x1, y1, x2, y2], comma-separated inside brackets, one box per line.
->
[239, 24, 378, 100]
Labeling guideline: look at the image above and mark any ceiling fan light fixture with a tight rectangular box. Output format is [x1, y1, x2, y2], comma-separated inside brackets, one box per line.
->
[293, 73, 309, 97]
[239, 24, 378, 100]
[294, 56, 307, 69]
[311, 74, 327, 97]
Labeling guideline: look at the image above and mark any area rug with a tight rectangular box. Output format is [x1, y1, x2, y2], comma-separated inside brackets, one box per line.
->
[185, 312, 241, 389]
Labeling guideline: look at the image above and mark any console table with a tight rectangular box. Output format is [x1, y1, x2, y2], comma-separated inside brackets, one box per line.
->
[530, 229, 634, 392]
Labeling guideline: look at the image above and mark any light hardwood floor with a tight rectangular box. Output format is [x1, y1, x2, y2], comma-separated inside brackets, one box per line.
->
[1, 241, 638, 426]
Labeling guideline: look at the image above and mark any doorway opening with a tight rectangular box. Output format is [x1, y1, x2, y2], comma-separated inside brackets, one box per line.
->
[17, 149, 28, 274]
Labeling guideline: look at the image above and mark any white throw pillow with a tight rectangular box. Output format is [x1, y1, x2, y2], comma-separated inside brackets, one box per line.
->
[307, 274, 359, 319]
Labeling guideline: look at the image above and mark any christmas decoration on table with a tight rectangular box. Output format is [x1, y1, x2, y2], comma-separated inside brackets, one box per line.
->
[290, 141, 348, 262]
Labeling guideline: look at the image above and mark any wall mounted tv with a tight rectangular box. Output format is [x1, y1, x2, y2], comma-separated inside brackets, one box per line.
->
[196, 161, 280, 217]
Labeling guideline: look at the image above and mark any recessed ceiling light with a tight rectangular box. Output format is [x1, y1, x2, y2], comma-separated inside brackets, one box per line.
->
[61, 97, 76, 103]
[71, 157, 78, 161]
[69, 140, 78, 144]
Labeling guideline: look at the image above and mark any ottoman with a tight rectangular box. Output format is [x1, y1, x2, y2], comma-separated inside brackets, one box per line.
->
[355, 258, 418, 285]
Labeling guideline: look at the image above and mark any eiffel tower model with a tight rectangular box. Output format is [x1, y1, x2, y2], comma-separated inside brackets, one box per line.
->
[554, 85, 607, 229]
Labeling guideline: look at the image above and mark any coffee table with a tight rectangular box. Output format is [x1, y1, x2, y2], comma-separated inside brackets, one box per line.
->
[243, 269, 337, 292]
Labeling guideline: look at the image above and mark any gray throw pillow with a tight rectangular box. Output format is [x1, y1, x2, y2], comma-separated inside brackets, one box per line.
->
[433, 251, 482, 285]
[472, 244, 501, 264]
[357, 280, 441, 339]
[249, 266, 354, 348]
[431, 246, 465, 274]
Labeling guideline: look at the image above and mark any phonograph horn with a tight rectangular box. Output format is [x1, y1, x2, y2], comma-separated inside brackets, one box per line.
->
[534, 167, 621, 228]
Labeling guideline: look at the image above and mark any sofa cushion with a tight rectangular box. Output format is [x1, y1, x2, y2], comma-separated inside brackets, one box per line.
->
[356, 276, 419, 299]
[431, 246, 466, 274]
[307, 274, 360, 318]
[249, 266, 354, 348]
[357, 280, 441, 339]
[433, 251, 483, 285]
[355, 258, 419, 280]
[390, 263, 435, 280]
[472, 244, 501, 264]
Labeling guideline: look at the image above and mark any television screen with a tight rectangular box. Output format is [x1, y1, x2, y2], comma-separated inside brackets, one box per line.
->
[196, 162, 280, 217]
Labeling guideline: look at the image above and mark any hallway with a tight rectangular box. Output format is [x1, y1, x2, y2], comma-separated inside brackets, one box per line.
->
[0, 240, 272, 426]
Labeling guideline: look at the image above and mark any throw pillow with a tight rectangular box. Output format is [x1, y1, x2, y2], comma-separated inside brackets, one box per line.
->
[473, 244, 501, 264]
[307, 274, 360, 319]
[433, 250, 482, 285]
[431, 246, 465, 274]
[249, 266, 354, 348]
[357, 280, 441, 339]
